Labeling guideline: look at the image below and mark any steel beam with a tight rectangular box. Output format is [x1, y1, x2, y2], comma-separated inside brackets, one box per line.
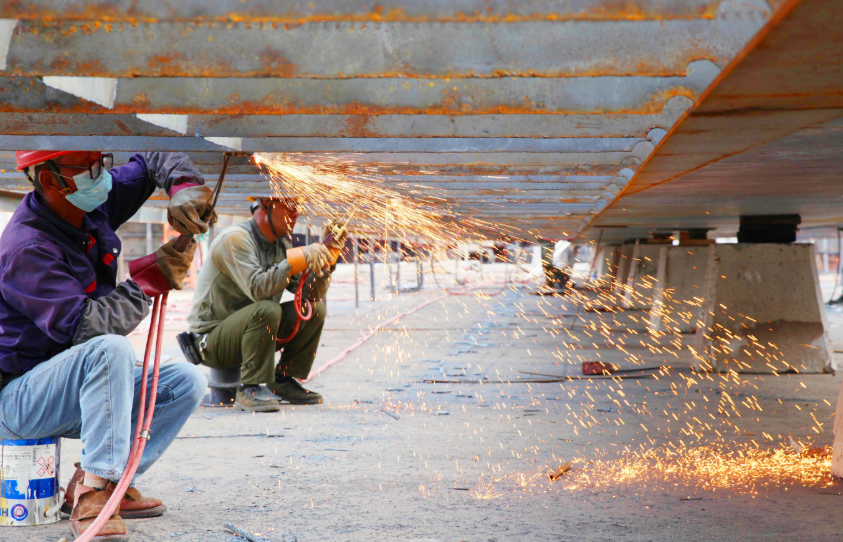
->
[1, 19, 764, 79]
[0, 138, 656, 166]
[0, 1, 734, 23]
[0, 110, 687, 138]
[0, 66, 718, 114]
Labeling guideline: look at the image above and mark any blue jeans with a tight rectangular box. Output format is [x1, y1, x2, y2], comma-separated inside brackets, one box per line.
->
[0, 335, 206, 482]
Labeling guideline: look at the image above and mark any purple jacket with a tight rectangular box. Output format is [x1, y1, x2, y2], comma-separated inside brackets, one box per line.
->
[0, 153, 202, 377]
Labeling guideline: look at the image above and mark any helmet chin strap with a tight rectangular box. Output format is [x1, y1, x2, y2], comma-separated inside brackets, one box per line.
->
[264, 200, 280, 240]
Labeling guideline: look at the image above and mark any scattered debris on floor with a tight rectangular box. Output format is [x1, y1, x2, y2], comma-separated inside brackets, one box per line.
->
[548, 462, 572, 481]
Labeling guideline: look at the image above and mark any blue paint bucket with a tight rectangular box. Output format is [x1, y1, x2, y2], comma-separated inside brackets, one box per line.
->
[0, 437, 63, 526]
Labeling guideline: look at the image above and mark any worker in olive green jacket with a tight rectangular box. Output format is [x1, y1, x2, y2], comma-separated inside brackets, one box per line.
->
[186, 197, 345, 411]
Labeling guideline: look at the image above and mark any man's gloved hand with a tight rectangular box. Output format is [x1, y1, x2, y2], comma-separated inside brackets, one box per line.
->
[129, 237, 197, 297]
[155, 238, 197, 289]
[321, 221, 348, 249]
[301, 243, 333, 277]
[168, 185, 217, 235]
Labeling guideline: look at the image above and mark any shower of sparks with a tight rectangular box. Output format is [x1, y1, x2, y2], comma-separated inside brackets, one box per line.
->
[252, 153, 515, 246]
[450, 444, 833, 502]
[565, 444, 834, 493]
[208, 157, 841, 510]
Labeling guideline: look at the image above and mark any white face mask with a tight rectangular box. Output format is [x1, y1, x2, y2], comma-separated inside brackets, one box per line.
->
[65, 168, 113, 212]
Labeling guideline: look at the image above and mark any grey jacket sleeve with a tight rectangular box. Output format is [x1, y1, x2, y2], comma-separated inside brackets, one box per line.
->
[212, 229, 293, 302]
[141, 152, 205, 193]
[72, 280, 152, 345]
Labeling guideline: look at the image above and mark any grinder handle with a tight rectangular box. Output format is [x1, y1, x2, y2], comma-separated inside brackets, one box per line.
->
[172, 233, 195, 253]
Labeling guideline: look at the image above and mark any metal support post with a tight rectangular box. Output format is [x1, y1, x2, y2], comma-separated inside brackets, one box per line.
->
[370, 259, 376, 301]
[353, 235, 359, 308]
[454, 251, 459, 285]
[395, 240, 402, 294]
[416, 256, 423, 289]
[385, 237, 392, 291]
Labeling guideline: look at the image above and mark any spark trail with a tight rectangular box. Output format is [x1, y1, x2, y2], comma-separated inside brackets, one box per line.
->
[253, 153, 515, 245]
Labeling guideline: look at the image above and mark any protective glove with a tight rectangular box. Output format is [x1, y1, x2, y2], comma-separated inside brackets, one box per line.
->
[129, 237, 197, 297]
[301, 243, 333, 277]
[167, 184, 217, 235]
[286, 243, 330, 277]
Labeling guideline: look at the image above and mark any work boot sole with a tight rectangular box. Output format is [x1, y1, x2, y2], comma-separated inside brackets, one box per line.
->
[235, 400, 281, 412]
[62, 502, 166, 519]
[117, 504, 167, 519]
[279, 396, 323, 405]
[71, 522, 130, 542]
[267, 383, 324, 405]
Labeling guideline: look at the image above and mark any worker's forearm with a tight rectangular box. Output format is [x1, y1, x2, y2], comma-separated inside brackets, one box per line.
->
[141, 152, 205, 194]
[248, 261, 294, 301]
[72, 280, 152, 345]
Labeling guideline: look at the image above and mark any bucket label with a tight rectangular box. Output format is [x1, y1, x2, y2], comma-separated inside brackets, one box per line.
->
[0, 438, 61, 526]
[1, 442, 57, 500]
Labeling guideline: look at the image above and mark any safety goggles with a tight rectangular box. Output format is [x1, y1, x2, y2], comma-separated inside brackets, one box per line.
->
[47, 153, 113, 181]
[43, 154, 113, 194]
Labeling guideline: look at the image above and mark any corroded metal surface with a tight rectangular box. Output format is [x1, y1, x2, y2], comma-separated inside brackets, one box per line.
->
[0, 109, 689, 138]
[0, 70, 718, 115]
[586, 0, 843, 243]
[0, 0, 730, 23]
[0, 0, 777, 238]
[1, 19, 763, 78]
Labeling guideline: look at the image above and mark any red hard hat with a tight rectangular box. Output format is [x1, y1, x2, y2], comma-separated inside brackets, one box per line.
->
[15, 151, 76, 171]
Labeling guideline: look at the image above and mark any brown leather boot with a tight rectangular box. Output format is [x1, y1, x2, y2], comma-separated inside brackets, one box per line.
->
[62, 465, 166, 519]
[107, 482, 167, 519]
[70, 483, 129, 541]
[61, 462, 85, 515]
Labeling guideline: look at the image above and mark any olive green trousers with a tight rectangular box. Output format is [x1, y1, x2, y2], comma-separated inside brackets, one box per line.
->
[197, 299, 326, 385]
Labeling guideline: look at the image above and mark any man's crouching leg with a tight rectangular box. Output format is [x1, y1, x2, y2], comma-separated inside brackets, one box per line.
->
[64, 334, 135, 541]
[270, 300, 326, 405]
[201, 299, 284, 412]
[63, 336, 206, 538]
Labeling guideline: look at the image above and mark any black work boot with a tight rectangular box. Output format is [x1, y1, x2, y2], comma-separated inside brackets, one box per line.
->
[235, 384, 282, 412]
[268, 376, 323, 405]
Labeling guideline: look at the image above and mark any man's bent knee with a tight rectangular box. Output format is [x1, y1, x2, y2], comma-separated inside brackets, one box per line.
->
[83, 334, 135, 369]
[252, 300, 282, 328]
[171, 363, 207, 407]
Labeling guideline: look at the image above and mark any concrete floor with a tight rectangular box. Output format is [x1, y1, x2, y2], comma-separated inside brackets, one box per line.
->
[9, 262, 843, 542]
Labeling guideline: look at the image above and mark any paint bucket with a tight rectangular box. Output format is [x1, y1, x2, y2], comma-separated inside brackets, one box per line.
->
[0, 437, 63, 526]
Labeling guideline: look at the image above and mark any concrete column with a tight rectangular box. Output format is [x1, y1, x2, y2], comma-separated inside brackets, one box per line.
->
[693, 243, 833, 374]
[613, 243, 636, 295]
[648, 246, 709, 333]
[621, 242, 664, 309]
[648, 246, 669, 331]
[597, 244, 621, 283]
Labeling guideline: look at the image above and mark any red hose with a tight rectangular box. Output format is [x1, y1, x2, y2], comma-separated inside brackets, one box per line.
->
[276, 270, 313, 345]
[74, 292, 169, 542]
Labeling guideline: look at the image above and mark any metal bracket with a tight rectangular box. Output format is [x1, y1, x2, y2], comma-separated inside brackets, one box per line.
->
[140, 430, 151, 441]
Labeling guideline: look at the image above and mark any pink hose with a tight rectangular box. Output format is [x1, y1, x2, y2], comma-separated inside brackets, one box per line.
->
[73, 292, 169, 542]
[302, 293, 447, 383]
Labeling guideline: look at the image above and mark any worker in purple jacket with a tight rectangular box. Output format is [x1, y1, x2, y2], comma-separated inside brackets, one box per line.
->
[0, 150, 213, 542]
